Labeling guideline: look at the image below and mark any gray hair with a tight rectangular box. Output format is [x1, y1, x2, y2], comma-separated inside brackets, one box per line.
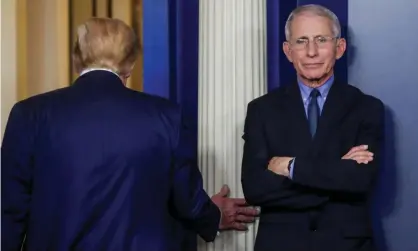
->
[285, 4, 341, 41]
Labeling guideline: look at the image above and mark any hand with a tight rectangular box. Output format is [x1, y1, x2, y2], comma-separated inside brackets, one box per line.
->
[211, 185, 259, 231]
[342, 145, 374, 164]
[268, 157, 293, 177]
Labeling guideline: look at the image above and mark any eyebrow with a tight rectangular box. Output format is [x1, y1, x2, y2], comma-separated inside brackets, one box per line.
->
[296, 35, 332, 39]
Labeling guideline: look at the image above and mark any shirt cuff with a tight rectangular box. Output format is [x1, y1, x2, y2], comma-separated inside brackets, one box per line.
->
[289, 158, 295, 179]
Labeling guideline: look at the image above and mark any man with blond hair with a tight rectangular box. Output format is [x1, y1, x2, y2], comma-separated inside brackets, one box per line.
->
[1, 17, 257, 251]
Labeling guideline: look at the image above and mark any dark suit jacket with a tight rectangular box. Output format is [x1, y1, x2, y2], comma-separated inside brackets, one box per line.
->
[1, 71, 220, 251]
[241, 80, 384, 251]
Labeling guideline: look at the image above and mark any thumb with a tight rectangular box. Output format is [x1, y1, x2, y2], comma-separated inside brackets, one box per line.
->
[217, 185, 230, 197]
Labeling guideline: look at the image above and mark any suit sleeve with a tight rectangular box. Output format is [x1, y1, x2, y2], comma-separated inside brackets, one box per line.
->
[1, 103, 35, 251]
[291, 98, 385, 193]
[241, 101, 328, 209]
[169, 108, 220, 242]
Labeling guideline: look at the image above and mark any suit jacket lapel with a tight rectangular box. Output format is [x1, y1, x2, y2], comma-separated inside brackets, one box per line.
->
[283, 83, 312, 154]
[312, 81, 357, 156]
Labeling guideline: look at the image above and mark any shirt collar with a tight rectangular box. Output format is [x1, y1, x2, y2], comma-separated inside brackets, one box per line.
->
[297, 75, 334, 100]
[80, 68, 120, 78]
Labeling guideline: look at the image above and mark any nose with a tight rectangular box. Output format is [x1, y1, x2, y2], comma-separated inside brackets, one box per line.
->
[306, 41, 318, 57]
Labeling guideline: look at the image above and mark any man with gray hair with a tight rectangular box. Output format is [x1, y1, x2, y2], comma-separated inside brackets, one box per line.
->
[242, 4, 384, 251]
[1, 17, 258, 251]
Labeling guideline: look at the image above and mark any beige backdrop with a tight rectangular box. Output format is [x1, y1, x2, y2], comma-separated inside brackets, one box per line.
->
[1, 0, 143, 139]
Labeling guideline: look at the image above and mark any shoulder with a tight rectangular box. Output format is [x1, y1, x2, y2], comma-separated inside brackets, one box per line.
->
[128, 90, 181, 117]
[124, 90, 185, 137]
[341, 84, 385, 125]
[127, 92, 186, 147]
[10, 87, 70, 117]
[247, 86, 288, 110]
[359, 90, 384, 111]
[360, 92, 385, 123]
[362, 94, 384, 113]
[343, 83, 384, 111]
[4, 88, 71, 143]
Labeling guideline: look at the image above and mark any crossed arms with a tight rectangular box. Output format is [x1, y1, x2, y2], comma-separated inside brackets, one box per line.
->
[241, 98, 385, 209]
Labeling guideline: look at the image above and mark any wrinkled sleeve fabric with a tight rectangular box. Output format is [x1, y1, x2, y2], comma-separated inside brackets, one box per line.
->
[168, 107, 221, 242]
[2, 102, 35, 251]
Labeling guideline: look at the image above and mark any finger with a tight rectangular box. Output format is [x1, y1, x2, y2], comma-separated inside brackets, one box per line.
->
[217, 185, 230, 197]
[231, 222, 248, 231]
[357, 160, 369, 164]
[352, 154, 373, 160]
[346, 146, 367, 156]
[344, 147, 361, 157]
[352, 156, 373, 163]
[353, 156, 374, 164]
[235, 215, 256, 223]
[345, 150, 372, 159]
[343, 149, 355, 158]
[236, 207, 260, 216]
[349, 151, 373, 159]
[230, 198, 247, 206]
[344, 145, 368, 158]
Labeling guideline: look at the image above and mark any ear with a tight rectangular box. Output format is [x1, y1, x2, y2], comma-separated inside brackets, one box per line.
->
[121, 64, 135, 79]
[335, 38, 347, 60]
[282, 41, 293, 62]
[126, 63, 136, 78]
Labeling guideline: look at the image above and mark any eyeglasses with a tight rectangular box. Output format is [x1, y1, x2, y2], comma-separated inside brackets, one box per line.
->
[288, 36, 337, 50]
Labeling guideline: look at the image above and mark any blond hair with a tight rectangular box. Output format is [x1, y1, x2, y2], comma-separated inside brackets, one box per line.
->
[72, 17, 139, 77]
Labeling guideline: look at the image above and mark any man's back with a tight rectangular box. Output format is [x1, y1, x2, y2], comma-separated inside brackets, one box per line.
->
[2, 71, 211, 251]
[3, 17, 260, 251]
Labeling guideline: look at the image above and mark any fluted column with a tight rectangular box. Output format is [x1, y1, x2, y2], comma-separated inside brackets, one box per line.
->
[198, 0, 267, 250]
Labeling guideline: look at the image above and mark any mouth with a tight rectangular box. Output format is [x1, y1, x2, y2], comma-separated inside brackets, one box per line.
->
[304, 63, 323, 69]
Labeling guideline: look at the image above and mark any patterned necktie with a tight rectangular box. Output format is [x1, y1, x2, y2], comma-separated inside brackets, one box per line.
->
[308, 89, 320, 137]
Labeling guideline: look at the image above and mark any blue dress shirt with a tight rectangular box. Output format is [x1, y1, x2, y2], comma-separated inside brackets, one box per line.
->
[289, 75, 334, 179]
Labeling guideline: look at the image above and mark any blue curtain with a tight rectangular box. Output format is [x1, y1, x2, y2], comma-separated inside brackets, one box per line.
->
[143, 0, 199, 249]
[143, 0, 199, 156]
[266, 0, 297, 91]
